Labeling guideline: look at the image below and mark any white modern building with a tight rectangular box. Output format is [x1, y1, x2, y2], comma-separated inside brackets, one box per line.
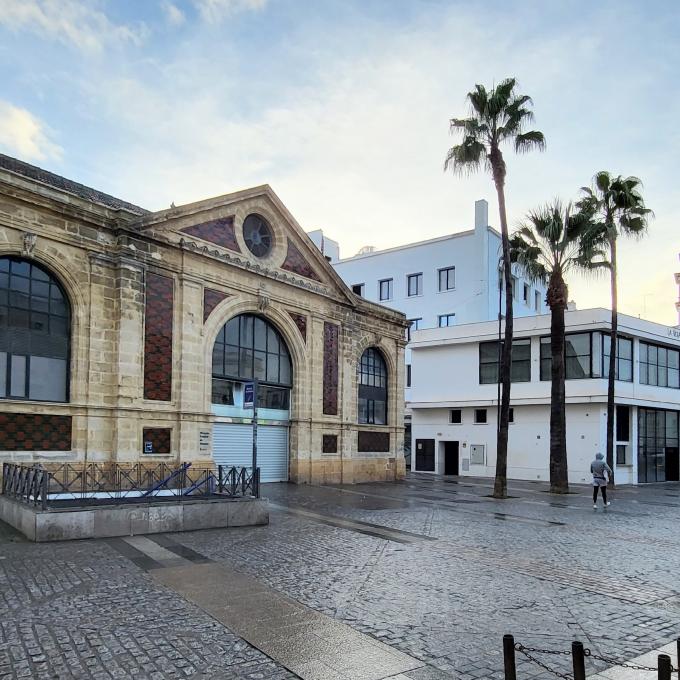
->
[312, 199, 548, 392]
[409, 308, 680, 485]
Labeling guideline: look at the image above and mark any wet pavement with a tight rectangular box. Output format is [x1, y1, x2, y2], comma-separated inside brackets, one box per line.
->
[1, 473, 680, 679]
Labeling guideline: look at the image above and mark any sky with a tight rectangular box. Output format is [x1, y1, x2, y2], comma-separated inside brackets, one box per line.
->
[0, 0, 678, 325]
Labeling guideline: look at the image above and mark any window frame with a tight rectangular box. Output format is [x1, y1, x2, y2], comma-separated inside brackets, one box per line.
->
[378, 278, 393, 301]
[449, 409, 462, 424]
[523, 283, 530, 304]
[407, 272, 423, 297]
[438, 313, 455, 328]
[474, 408, 487, 424]
[0, 256, 71, 403]
[358, 347, 388, 425]
[406, 318, 422, 342]
[406, 363, 411, 387]
[351, 283, 365, 297]
[438, 266, 455, 292]
[479, 338, 531, 384]
[639, 340, 680, 389]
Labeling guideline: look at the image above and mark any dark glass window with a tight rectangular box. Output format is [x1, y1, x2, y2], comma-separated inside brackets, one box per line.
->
[640, 341, 680, 389]
[638, 407, 679, 482]
[449, 409, 462, 424]
[242, 214, 273, 258]
[358, 347, 387, 425]
[378, 279, 392, 301]
[603, 336, 633, 382]
[438, 314, 455, 328]
[438, 267, 455, 291]
[407, 273, 422, 297]
[540, 331, 605, 381]
[474, 408, 487, 424]
[352, 283, 364, 296]
[0, 257, 70, 402]
[406, 318, 421, 342]
[479, 339, 531, 384]
[211, 314, 292, 404]
[406, 364, 411, 387]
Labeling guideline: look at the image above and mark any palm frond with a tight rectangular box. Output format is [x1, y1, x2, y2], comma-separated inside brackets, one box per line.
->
[514, 130, 546, 153]
[444, 138, 487, 174]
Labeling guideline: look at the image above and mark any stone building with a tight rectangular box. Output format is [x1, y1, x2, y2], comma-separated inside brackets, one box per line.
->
[0, 154, 407, 484]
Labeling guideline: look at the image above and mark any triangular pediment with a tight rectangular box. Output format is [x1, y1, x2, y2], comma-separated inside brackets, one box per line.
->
[131, 185, 356, 304]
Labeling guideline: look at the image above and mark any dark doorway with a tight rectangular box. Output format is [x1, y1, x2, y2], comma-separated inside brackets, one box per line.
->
[415, 439, 435, 472]
[444, 441, 459, 475]
[666, 447, 679, 482]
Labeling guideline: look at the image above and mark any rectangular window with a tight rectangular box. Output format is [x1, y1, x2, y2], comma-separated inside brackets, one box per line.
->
[640, 341, 680, 389]
[474, 409, 487, 424]
[479, 339, 531, 384]
[352, 283, 364, 296]
[407, 273, 423, 297]
[406, 318, 421, 342]
[523, 284, 530, 304]
[438, 267, 455, 292]
[535, 290, 542, 311]
[542, 333, 599, 381]
[509, 407, 514, 423]
[449, 409, 462, 424]
[512, 276, 519, 300]
[378, 278, 393, 301]
[603, 336, 633, 382]
[406, 364, 411, 387]
[616, 444, 629, 466]
[438, 313, 455, 328]
[29, 357, 67, 402]
[0, 351, 5, 397]
[616, 405, 630, 442]
[9, 354, 26, 398]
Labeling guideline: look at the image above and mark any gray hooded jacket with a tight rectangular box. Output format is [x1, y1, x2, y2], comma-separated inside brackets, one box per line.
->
[590, 453, 612, 485]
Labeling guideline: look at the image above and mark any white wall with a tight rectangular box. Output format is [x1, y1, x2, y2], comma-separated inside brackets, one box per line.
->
[412, 403, 605, 484]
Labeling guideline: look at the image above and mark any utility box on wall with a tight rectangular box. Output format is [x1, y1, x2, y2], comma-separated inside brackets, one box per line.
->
[470, 444, 485, 465]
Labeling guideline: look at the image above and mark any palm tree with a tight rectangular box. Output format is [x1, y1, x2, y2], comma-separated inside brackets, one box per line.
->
[578, 173, 652, 483]
[510, 201, 605, 493]
[444, 78, 545, 499]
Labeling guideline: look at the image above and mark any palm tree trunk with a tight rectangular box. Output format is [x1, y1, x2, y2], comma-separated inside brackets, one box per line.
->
[549, 275, 569, 493]
[606, 234, 617, 485]
[492, 173, 513, 500]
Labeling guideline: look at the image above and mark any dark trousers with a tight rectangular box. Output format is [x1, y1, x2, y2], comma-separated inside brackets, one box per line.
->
[593, 485, 607, 504]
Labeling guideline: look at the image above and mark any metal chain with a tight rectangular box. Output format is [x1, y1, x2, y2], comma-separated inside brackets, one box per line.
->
[514, 644, 573, 680]
[514, 642, 677, 675]
[584, 648, 676, 673]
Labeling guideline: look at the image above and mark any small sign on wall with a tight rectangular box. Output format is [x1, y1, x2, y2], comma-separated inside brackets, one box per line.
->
[470, 444, 485, 465]
[144, 440, 153, 454]
[199, 431, 211, 452]
[244, 382, 254, 409]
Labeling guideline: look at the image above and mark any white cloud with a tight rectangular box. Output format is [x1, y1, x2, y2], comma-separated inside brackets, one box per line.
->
[0, 0, 146, 52]
[161, 1, 186, 26]
[0, 101, 62, 162]
[191, 0, 267, 23]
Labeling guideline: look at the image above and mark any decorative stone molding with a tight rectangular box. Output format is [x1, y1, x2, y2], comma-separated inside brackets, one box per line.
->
[281, 238, 322, 282]
[287, 311, 308, 342]
[180, 215, 241, 253]
[21, 232, 37, 256]
[203, 288, 230, 323]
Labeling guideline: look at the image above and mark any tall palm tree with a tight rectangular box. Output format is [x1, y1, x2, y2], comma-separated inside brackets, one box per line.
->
[578, 173, 652, 483]
[510, 201, 605, 493]
[444, 78, 545, 499]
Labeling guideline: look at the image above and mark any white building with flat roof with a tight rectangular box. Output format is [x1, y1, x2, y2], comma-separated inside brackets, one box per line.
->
[409, 309, 680, 485]
[312, 199, 549, 400]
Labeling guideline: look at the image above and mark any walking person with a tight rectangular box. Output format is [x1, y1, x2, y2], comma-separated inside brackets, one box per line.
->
[591, 452, 612, 509]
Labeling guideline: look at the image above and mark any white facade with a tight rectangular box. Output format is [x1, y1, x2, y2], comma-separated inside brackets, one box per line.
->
[409, 309, 680, 485]
[311, 199, 549, 405]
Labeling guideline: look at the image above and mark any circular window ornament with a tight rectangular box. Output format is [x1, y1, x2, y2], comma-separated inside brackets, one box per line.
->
[242, 214, 273, 258]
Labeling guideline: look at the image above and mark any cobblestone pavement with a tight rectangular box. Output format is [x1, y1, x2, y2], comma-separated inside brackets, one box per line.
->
[1, 474, 680, 679]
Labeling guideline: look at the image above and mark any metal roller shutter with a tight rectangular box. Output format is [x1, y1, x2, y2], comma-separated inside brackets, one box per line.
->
[256, 425, 289, 482]
[212, 423, 288, 483]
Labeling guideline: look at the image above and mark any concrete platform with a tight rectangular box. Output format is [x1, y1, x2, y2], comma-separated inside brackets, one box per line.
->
[0, 495, 268, 541]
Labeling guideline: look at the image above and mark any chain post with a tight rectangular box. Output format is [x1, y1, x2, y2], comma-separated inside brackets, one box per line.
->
[572, 641, 586, 680]
[503, 635, 517, 680]
[659, 654, 672, 680]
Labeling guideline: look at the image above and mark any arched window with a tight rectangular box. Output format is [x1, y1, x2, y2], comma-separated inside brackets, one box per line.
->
[212, 314, 292, 410]
[358, 347, 387, 425]
[0, 257, 70, 402]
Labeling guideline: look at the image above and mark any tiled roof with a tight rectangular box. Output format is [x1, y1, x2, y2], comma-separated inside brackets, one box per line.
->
[0, 153, 149, 215]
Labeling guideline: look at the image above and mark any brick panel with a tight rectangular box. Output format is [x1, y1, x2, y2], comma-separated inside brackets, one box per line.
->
[287, 312, 307, 342]
[322, 434, 337, 454]
[203, 288, 230, 323]
[180, 216, 241, 252]
[144, 272, 174, 401]
[0, 413, 72, 451]
[358, 431, 390, 453]
[142, 428, 171, 455]
[323, 322, 339, 415]
[281, 238, 322, 281]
